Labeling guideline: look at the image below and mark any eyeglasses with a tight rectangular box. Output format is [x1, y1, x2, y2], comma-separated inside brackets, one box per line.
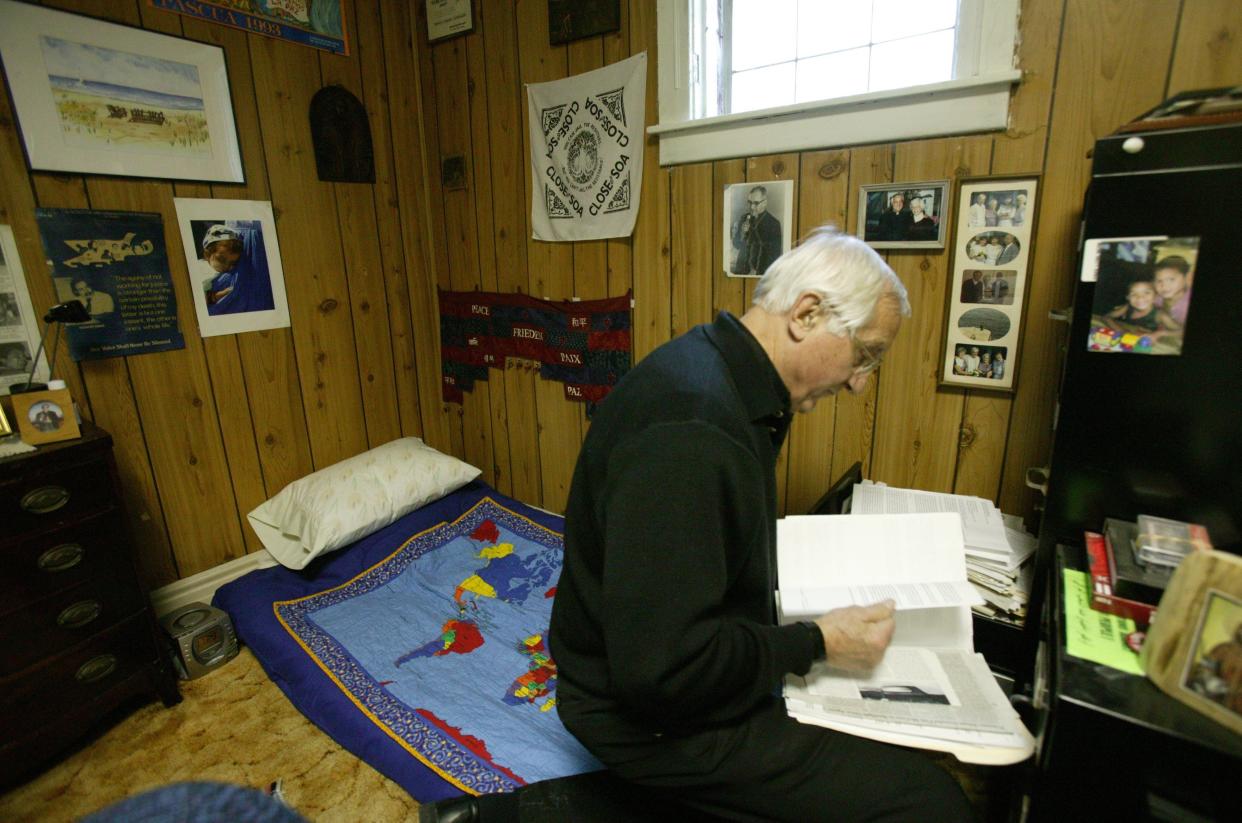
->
[851, 339, 886, 375]
[747, 198, 766, 206]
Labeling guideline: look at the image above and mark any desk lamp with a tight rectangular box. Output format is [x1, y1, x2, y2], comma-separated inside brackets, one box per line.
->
[16, 299, 92, 394]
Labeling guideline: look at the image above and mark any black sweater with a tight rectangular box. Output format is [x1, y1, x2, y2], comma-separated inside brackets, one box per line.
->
[548, 312, 822, 740]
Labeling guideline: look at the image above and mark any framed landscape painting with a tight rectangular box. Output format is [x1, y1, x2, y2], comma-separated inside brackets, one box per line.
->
[0, 0, 244, 182]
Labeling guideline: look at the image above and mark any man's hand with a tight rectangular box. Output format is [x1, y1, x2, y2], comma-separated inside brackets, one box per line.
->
[813, 600, 896, 672]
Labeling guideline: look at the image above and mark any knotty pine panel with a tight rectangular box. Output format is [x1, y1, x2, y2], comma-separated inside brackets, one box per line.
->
[781, 150, 851, 516]
[23, 170, 178, 588]
[712, 159, 748, 321]
[669, 163, 715, 338]
[380, 0, 450, 454]
[174, 15, 315, 511]
[1168, 0, 1242, 94]
[828, 145, 890, 486]
[481, 0, 538, 502]
[248, 35, 368, 469]
[2, 0, 1228, 585]
[352, 0, 425, 443]
[79, 175, 247, 577]
[319, 6, 403, 452]
[954, 0, 1064, 504]
[996, 0, 1181, 521]
[628, 0, 671, 362]
[870, 136, 992, 494]
[432, 31, 498, 487]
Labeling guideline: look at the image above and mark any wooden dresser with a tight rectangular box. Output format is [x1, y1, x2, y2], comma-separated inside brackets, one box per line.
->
[0, 423, 179, 785]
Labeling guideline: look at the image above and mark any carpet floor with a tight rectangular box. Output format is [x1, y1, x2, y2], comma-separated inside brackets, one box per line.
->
[0, 648, 418, 822]
[0, 647, 1010, 821]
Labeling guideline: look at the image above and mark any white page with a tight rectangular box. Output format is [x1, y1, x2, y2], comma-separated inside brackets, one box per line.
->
[776, 513, 980, 646]
[777, 512, 968, 589]
[780, 581, 982, 615]
[784, 648, 1034, 764]
[851, 484, 1011, 556]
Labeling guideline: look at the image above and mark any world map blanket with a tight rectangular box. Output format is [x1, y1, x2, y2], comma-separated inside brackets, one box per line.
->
[213, 483, 601, 801]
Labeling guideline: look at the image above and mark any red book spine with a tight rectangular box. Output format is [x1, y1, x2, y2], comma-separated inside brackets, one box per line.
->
[1084, 532, 1113, 596]
[1084, 531, 1158, 625]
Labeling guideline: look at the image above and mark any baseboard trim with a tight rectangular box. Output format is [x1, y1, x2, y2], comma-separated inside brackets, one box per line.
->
[150, 550, 279, 617]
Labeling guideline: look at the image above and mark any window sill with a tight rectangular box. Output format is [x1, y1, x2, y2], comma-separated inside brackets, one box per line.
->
[648, 71, 1023, 167]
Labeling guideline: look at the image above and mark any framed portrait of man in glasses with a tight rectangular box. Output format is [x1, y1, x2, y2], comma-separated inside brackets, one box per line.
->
[723, 180, 794, 278]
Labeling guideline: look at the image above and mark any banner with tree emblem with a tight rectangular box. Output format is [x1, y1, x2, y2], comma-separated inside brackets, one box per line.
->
[527, 52, 646, 241]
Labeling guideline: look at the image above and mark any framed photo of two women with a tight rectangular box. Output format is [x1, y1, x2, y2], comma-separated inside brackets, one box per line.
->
[939, 175, 1040, 393]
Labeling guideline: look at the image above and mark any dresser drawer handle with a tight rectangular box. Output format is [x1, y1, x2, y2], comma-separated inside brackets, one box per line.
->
[57, 599, 103, 629]
[75, 654, 118, 684]
[21, 485, 71, 514]
[38, 543, 85, 573]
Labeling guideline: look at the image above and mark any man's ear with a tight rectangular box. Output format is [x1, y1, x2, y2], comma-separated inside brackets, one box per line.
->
[790, 293, 821, 341]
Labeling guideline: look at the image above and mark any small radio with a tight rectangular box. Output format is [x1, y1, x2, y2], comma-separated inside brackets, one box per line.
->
[159, 602, 239, 679]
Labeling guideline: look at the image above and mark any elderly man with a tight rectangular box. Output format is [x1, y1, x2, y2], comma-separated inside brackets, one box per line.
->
[549, 227, 972, 821]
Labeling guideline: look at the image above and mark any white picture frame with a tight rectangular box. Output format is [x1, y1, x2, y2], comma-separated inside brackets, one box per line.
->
[0, 0, 244, 183]
[939, 176, 1040, 393]
[172, 199, 290, 337]
[723, 180, 795, 278]
[0, 224, 48, 394]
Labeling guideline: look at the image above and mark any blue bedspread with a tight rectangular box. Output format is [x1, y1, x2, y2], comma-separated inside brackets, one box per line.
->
[213, 482, 600, 802]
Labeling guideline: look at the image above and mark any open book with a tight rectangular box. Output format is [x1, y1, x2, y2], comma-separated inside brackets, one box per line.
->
[776, 512, 1034, 765]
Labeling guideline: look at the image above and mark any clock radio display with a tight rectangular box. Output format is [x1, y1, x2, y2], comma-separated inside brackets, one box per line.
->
[192, 627, 224, 661]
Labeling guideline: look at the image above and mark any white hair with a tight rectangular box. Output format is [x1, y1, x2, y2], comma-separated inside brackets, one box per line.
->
[752, 226, 910, 337]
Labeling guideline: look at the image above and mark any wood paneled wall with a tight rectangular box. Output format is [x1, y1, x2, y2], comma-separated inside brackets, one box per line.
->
[2, 0, 1239, 587]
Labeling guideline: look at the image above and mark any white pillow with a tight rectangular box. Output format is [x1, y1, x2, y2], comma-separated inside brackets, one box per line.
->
[248, 437, 481, 569]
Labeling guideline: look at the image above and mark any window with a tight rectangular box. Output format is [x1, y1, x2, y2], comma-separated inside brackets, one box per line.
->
[653, 0, 1021, 166]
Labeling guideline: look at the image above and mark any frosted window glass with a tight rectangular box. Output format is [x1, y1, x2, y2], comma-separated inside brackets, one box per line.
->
[798, 0, 872, 57]
[871, 0, 958, 43]
[868, 29, 956, 93]
[795, 49, 870, 103]
[732, 63, 797, 113]
[732, 0, 798, 71]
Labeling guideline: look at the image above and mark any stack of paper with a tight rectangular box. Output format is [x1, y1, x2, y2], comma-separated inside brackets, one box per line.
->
[850, 482, 1036, 625]
[776, 512, 1034, 765]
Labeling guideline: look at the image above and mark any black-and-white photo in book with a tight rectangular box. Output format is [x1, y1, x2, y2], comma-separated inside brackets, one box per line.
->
[775, 512, 1035, 765]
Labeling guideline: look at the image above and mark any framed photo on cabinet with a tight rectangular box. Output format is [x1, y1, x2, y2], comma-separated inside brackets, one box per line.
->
[939, 175, 1040, 392]
[0, 0, 244, 183]
[11, 387, 81, 445]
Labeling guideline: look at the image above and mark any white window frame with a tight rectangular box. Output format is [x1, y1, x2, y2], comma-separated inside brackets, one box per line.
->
[653, 0, 1023, 166]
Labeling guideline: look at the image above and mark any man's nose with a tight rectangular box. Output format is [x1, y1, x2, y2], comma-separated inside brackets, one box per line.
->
[845, 371, 871, 396]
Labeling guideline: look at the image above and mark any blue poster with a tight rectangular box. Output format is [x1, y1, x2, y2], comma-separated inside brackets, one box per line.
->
[35, 208, 185, 361]
[149, 0, 348, 56]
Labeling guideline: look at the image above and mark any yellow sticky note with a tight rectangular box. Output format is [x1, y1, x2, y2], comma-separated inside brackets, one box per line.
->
[1062, 568, 1144, 675]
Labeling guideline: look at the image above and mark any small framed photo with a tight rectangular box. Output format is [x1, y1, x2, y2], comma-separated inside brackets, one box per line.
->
[548, 0, 622, 45]
[939, 175, 1040, 392]
[12, 387, 80, 445]
[0, 0, 244, 183]
[723, 180, 794, 278]
[1181, 589, 1242, 727]
[1081, 235, 1198, 356]
[426, 0, 475, 43]
[172, 198, 291, 338]
[858, 180, 949, 249]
